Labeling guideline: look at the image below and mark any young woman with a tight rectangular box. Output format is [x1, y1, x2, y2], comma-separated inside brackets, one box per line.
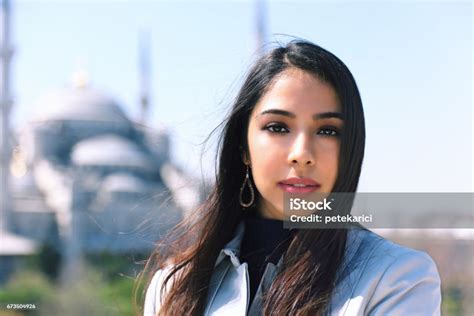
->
[141, 40, 441, 315]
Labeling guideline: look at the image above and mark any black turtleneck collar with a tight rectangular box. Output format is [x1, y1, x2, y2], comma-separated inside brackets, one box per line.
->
[240, 211, 296, 303]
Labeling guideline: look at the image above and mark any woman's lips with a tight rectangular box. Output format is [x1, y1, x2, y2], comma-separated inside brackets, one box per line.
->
[278, 178, 321, 194]
[277, 183, 320, 194]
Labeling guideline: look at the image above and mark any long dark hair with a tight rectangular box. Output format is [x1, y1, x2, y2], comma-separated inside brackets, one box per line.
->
[137, 40, 365, 315]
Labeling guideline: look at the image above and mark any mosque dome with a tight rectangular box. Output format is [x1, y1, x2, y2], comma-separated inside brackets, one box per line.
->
[31, 85, 130, 124]
[70, 134, 156, 172]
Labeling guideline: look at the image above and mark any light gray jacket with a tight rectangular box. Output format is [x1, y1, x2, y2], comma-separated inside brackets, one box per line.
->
[144, 223, 441, 315]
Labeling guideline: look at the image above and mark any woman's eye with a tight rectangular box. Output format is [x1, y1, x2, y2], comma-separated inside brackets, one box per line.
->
[317, 127, 340, 136]
[264, 124, 289, 133]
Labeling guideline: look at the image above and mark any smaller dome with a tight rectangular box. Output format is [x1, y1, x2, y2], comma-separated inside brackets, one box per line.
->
[100, 172, 152, 194]
[32, 86, 130, 124]
[71, 134, 156, 172]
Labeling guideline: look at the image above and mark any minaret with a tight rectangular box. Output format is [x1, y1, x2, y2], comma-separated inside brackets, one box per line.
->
[254, 0, 269, 55]
[138, 29, 152, 125]
[0, 0, 13, 231]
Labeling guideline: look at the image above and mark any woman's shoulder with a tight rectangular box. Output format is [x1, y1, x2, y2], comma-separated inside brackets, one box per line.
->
[144, 266, 174, 316]
[346, 228, 439, 272]
[333, 228, 441, 315]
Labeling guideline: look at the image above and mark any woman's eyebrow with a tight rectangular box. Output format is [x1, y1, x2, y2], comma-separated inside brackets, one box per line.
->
[259, 109, 344, 120]
[259, 109, 295, 118]
[314, 112, 344, 120]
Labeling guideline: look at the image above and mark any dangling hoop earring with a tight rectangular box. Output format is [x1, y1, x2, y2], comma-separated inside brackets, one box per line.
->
[239, 165, 255, 208]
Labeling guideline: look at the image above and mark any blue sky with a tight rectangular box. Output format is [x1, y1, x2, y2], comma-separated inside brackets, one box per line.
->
[11, 0, 473, 192]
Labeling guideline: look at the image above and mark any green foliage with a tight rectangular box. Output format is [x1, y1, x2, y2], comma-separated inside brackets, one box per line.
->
[86, 251, 146, 281]
[99, 276, 136, 316]
[0, 271, 54, 305]
[86, 252, 144, 315]
[0, 271, 54, 316]
[442, 287, 463, 316]
[24, 244, 62, 281]
[0, 253, 143, 316]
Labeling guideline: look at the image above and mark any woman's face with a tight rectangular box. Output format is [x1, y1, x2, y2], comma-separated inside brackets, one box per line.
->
[246, 68, 343, 220]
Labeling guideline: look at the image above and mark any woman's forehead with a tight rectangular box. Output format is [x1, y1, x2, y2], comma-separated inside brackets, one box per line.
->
[254, 69, 341, 116]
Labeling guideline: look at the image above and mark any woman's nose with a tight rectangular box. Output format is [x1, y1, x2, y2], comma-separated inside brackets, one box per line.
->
[288, 133, 315, 166]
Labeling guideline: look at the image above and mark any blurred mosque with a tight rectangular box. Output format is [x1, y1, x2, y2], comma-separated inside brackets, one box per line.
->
[1, 74, 204, 281]
[0, 1, 203, 282]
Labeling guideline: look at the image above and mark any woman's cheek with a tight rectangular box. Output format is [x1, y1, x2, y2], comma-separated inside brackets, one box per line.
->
[320, 146, 339, 191]
[255, 141, 286, 175]
[251, 147, 281, 191]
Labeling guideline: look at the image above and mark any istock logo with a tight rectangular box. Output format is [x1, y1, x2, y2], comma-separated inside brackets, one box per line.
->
[289, 198, 333, 211]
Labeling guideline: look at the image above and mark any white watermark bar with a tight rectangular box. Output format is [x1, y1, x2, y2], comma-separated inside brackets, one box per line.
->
[283, 193, 474, 229]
